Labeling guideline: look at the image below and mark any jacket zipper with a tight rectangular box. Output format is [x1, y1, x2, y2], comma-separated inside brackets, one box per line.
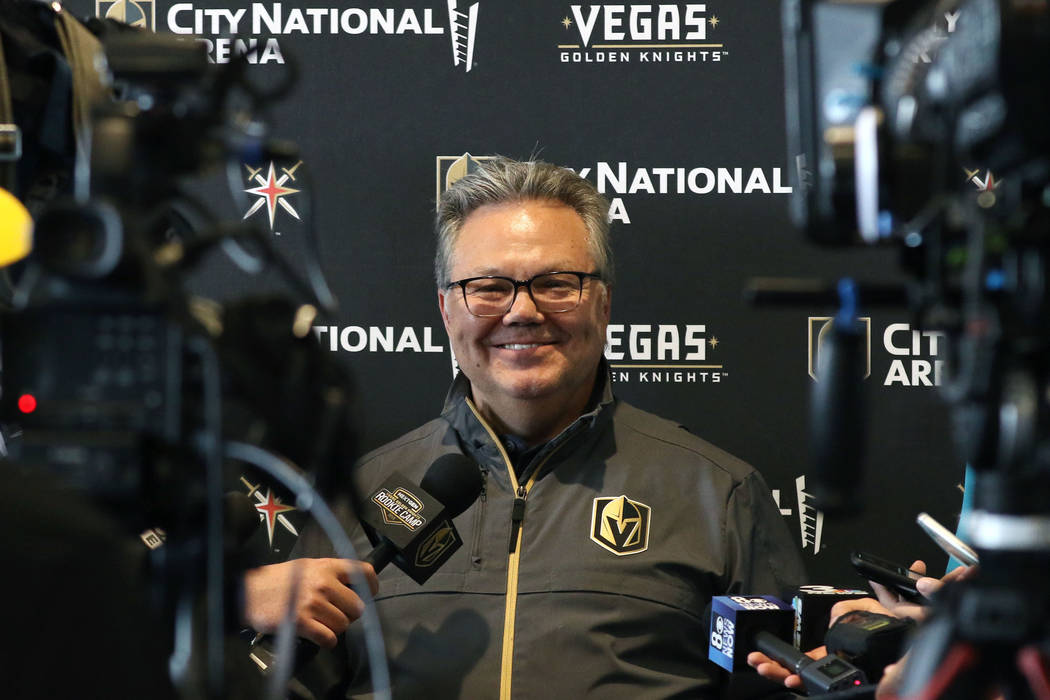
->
[465, 399, 561, 700]
[508, 485, 526, 553]
[469, 468, 488, 570]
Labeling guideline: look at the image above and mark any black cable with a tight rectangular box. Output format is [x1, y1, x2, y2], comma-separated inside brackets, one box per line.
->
[221, 156, 338, 313]
[222, 440, 391, 700]
[210, 34, 299, 111]
[193, 335, 226, 698]
[170, 178, 336, 314]
[9, 259, 42, 310]
[278, 158, 338, 313]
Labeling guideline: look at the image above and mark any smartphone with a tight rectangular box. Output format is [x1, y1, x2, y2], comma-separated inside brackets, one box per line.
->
[916, 512, 979, 567]
[849, 551, 926, 603]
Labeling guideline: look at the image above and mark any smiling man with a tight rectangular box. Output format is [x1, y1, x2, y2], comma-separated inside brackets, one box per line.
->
[437, 193, 610, 447]
[243, 157, 806, 699]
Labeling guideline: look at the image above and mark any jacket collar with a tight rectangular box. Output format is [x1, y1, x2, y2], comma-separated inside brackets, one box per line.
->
[440, 358, 615, 478]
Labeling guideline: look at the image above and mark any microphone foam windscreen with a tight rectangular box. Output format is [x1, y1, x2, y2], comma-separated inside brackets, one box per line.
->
[420, 453, 482, 517]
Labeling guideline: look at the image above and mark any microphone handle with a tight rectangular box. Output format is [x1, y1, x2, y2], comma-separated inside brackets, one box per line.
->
[258, 542, 393, 690]
[755, 630, 808, 674]
[293, 542, 392, 687]
[362, 538, 395, 572]
[756, 630, 870, 694]
[810, 318, 866, 514]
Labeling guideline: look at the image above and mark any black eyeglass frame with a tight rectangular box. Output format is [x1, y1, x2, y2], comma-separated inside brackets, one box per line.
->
[445, 271, 604, 317]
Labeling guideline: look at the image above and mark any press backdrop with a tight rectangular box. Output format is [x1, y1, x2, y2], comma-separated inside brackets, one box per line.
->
[71, 0, 967, 587]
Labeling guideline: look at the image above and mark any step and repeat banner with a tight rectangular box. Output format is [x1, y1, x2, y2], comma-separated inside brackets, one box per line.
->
[77, 0, 970, 586]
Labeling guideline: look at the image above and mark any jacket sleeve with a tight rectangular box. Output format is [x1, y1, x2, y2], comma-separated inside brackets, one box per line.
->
[287, 496, 365, 561]
[723, 470, 808, 597]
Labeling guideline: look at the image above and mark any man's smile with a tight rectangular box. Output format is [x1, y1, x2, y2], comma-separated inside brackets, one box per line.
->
[492, 340, 555, 350]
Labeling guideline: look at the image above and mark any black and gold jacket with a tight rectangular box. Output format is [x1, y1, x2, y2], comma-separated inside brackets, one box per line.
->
[295, 363, 807, 699]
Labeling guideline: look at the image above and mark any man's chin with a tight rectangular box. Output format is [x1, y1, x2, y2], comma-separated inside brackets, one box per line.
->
[499, 380, 559, 401]
[489, 369, 566, 401]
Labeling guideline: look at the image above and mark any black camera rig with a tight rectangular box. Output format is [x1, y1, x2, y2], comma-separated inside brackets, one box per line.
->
[0, 7, 375, 697]
[781, 0, 1050, 696]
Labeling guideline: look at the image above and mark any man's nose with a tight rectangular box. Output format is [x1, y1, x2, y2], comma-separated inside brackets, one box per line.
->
[502, 287, 544, 324]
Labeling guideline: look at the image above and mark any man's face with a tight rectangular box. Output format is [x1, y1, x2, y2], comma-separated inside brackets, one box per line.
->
[438, 200, 611, 419]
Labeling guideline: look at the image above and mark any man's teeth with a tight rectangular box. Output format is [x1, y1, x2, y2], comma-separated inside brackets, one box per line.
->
[502, 343, 542, 350]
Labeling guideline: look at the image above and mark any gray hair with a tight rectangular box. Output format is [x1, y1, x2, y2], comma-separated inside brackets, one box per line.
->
[435, 156, 614, 288]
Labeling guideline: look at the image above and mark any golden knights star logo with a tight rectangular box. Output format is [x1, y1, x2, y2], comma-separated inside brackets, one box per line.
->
[590, 495, 651, 556]
[241, 477, 299, 550]
[965, 167, 1000, 192]
[964, 167, 1001, 208]
[243, 160, 303, 232]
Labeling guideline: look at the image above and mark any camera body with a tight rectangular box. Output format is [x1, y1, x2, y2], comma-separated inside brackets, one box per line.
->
[783, 0, 1049, 246]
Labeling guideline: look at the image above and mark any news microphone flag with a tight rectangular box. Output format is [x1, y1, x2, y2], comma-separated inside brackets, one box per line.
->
[708, 595, 795, 672]
[792, 585, 870, 649]
[360, 454, 482, 584]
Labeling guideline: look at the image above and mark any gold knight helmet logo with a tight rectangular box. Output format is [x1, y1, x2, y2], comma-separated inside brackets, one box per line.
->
[96, 1, 155, 31]
[415, 520, 457, 568]
[590, 495, 651, 556]
[435, 152, 495, 208]
[435, 152, 496, 378]
[807, 316, 872, 381]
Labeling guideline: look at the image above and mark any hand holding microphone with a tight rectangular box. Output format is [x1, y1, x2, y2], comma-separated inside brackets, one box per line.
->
[749, 596, 905, 691]
[242, 453, 482, 648]
[243, 557, 379, 648]
[748, 562, 978, 692]
[358, 453, 484, 581]
[709, 595, 868, 693]
[748, 644, 831, 692]
[754, 630, 867, 694]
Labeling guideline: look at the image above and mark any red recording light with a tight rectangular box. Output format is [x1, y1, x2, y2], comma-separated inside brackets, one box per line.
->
[854, 680, 862, 686]
[18, 394, 37, 413]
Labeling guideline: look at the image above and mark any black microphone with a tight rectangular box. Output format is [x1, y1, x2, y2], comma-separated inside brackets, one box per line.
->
[250, 455, 484, 686]
[359, 453, 483, 582]
[824, 609, 914, 684]
[707, 595, 869, 694]
[810, 281, 868, 516]
[755, 630, 868, 694]
[791, 585, 871, 651]
[708, 595, 796, 672]
[745, 277, 909, 308]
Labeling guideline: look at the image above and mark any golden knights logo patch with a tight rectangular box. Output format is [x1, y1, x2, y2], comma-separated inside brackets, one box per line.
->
[96, 1, 155, 31]
[590, 495, 651, 556]
[415, 520, 457, 568]
[807, 316, 871, 381]
[435, 153, 496, 209]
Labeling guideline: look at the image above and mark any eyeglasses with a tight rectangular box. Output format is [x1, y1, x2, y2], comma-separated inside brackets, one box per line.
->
[446, 271, 603, 317]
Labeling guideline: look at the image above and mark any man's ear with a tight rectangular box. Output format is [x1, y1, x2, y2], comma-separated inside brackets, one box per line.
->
[601, 284, 612, 322]
[438, 288, 451, 331]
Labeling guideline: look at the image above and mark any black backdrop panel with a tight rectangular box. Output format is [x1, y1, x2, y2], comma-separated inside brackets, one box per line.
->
[74, 0, 965, 586]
